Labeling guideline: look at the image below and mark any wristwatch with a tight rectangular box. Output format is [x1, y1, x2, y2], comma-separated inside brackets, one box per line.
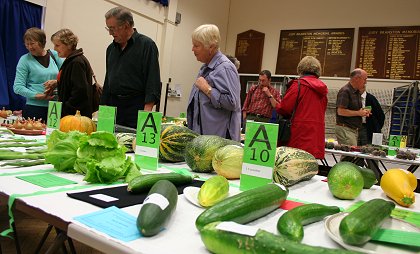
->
[206, 87, 212, 96]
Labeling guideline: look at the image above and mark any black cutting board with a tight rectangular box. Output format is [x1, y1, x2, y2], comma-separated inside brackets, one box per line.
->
[67, 180, 204, 208]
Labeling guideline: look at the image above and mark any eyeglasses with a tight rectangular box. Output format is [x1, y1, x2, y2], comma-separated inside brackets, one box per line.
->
[105, 24, 124, 33]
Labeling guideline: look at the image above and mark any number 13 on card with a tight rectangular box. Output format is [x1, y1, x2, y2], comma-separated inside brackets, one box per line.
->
[134, 111, 162, 170]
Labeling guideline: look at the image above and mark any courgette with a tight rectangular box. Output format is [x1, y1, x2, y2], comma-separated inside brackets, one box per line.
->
[195, 183, 288, 231]
[356, 167, 378, 189]
[127, 172, 193, 193]
[339, 198, 395, 245]
[200, 221, 361, 254]
[277, 203, 340, 242]
[136, 180, 178, 236]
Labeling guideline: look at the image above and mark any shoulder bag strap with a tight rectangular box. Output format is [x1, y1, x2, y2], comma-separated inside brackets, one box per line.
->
[47, 49, 59, 68]
[290, 79, 301, 121]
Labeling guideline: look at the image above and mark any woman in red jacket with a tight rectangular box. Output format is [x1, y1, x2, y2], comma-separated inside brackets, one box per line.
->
[276, 56, 328, 159]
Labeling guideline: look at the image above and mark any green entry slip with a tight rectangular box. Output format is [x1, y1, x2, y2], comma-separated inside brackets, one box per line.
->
[16, 173, 77, 188]
[240, 121, 278, 191]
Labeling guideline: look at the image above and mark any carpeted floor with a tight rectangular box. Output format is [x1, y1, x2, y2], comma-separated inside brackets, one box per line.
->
[0, 207, 103, 254]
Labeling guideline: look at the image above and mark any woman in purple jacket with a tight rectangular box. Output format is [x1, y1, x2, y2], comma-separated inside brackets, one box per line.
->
[187, 24, 241, 141]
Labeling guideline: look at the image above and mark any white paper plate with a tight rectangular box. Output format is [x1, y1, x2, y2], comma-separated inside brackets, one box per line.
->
[324, 212, 420, 254]
[183, 186, 203, 208]
[183, 186, 239, 208]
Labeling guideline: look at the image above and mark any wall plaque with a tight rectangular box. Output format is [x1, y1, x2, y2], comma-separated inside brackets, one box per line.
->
[356, 26, 420, 80]
[275, 28, 354, 77]
[235, 30, 264, 73]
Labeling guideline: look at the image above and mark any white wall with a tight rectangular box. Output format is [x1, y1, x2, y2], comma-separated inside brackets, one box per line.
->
[164, 0, 231, 117]
[43, 0, 168, 92]
[40, 0, 420, 117]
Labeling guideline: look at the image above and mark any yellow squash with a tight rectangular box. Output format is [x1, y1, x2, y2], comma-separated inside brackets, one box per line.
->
[380, 168, 417, 207]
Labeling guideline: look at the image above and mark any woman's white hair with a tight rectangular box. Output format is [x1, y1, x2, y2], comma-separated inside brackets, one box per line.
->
[192, 24, 220, 50]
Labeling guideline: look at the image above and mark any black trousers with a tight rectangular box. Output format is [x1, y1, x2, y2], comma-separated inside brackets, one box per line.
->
[109, 95, 145, 129]
[22, 104, 48, 122]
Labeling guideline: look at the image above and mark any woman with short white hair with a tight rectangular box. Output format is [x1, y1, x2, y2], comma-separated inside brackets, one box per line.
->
[187, 24, 241, 141]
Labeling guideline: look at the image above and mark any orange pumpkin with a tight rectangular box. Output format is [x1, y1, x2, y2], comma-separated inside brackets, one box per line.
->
[60, 110, 96, 134]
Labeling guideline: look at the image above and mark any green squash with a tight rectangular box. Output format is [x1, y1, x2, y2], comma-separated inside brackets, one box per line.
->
[198, 175, 229, 207]
[212, 145, 243, 179]
[273, 146, 318, 186]
[185, 135, 240, 173]
[159, 124, 199, 162]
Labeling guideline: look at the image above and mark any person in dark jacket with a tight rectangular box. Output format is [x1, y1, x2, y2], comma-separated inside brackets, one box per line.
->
[275, 56, 328, 159]
[358, 86, 385, 145]
[46, 28, 95, 117]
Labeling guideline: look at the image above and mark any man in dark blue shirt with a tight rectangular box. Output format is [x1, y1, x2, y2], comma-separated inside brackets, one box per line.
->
[102, 7, 161, 128]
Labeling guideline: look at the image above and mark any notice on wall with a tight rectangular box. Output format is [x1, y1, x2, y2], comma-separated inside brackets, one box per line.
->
[275, 28, 354, 77]
[356, 26, 420, 80]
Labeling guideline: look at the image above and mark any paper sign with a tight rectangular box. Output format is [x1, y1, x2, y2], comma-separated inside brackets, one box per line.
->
[46, 101, 62, 136]
[371, 228, 420, 247]
[388, 135, 407, 155]
[372, 133, 383, 145]
[135, 111, 162, 170]
[16, 173, 77, 188]
[74, 206, 141, 241]
[240, 121, 278, 191]
[96, 105, 117, 133]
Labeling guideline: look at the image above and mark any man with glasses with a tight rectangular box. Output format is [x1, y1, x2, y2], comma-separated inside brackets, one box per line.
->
[241, 70, 281, 130]
[101, 7, 161, 128]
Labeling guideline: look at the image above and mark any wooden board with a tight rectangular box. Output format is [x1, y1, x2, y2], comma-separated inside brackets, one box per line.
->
[356, 26, 420, 80]
[276, 28, 354, 77]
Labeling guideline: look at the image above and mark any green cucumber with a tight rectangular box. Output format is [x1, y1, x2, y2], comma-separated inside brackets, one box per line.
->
[127, 172, 193, 193]
[136, 180, 178, 236]
[200, 221, 361, 254]
[277, 203, 340, 242]
[339, 198, 395, 245]
[195, 183, 288, 231]
[357, 167, 378, 189]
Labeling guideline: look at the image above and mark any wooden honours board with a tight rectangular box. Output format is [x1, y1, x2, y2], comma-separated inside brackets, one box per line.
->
[356, 26, 420, 80]
[235, 30, 265, 74]
[276, 28, 354, 77]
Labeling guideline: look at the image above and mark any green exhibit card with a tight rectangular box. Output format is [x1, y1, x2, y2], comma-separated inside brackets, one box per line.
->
[96, 105, 117, 133]
[16, 173, 77, 188]
[388, 135, 407, 155]
[46, 101, 62, 137]
[240, 121, 278, 191]
[371, 228, 420, 247]
[135, 111, 162, 170]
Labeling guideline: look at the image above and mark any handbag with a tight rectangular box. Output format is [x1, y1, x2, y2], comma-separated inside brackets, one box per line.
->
[277, 79, 301, 142]
[92, 74, 103, 111]
[85, 60, 103, 112]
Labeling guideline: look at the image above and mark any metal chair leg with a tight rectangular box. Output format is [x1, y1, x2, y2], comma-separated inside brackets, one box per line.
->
[67, 237, 77, 254]
[12, 222, 21, 254]
[33, 224, 53, 254]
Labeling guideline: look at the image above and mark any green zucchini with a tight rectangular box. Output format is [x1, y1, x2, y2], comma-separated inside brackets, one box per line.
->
[200, 221, 361, 254]
[339, 198, 395, 245]
[356, 167, 378, 189]
[127, 172, 193, 193]
[277, 203, 340, 242]
[195, 183, 288, 231]
[136, 180, 178, 236]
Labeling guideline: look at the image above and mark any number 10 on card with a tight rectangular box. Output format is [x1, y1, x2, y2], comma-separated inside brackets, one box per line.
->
[134, 111, 162, 170]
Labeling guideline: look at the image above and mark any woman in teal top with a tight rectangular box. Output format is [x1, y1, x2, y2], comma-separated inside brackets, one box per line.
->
[13, 27, 63, 121]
